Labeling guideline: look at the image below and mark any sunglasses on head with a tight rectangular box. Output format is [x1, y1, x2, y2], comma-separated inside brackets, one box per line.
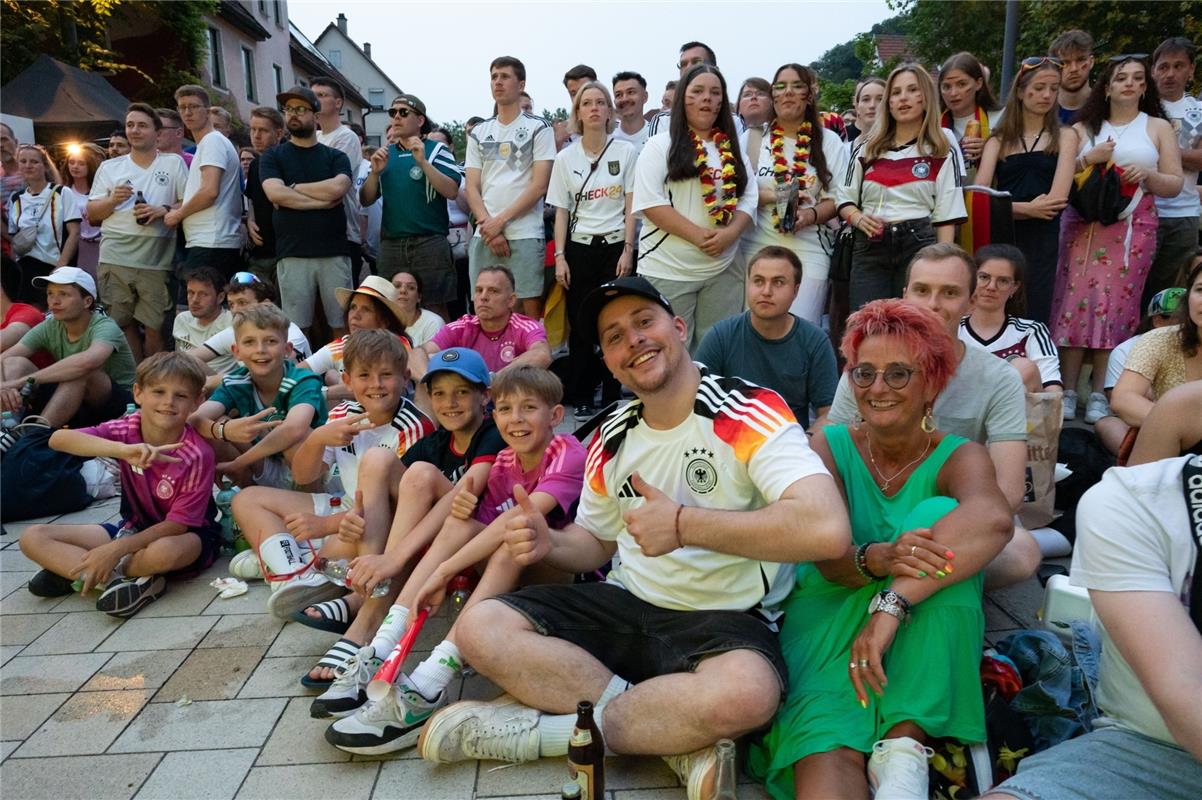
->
[230, 271, 262, 287]
[387, 107, 416, 118]
[1019, 56, 1064, 72]
[1109, 53, 1149, 63]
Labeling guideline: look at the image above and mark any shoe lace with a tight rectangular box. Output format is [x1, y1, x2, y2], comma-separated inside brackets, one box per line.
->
[330, 649, 378, 692]
[874, 742, 934, 796]
[464, 713, 537, 762]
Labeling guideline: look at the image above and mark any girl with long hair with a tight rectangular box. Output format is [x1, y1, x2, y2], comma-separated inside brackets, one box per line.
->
[741, 63, 848, 324]
[938, 51, 1002, 174]
[7, 144, 80, 307]
[848, 77, 886, 147]
[837, 65, 966, 310]
[976, 57, 1079, 324]
[632, 64, 757, 351]
[61, 143, 105, 277]
[1051, 55, 1183, 424]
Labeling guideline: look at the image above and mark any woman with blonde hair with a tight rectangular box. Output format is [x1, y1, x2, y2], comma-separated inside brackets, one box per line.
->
[7, 144, 80, 306]
[837, 65, 966, 310]
[549, 79, 636, 417]
[60, 142, 106, 277]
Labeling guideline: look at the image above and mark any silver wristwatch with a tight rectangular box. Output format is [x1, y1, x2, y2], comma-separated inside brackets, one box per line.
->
[868, 589, 911, 622]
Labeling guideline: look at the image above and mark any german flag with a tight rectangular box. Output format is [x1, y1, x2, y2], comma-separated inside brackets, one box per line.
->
[958, 186, 1015, 254]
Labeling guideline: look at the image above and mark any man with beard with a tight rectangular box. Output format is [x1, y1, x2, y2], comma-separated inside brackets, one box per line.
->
[612, 71, 651, 156]
[1049, 30, 1095, 124]
[258, 86, 353, 340]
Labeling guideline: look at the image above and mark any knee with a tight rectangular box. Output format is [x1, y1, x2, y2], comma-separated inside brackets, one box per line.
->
[360, 446, 396, 477]
[456, 599, 523, 666]
[399, 461, 439, 495]
[705, 651, 781, 732]
[18, 524, 50, 554]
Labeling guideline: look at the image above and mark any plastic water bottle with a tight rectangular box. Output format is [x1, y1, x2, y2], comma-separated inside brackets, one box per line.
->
[448, 571, 476, 616]
[316, 557, 390, 597]
[215, 476, 241, 550]
[124, 403, 138, 417]
[1, 411, 15, 430]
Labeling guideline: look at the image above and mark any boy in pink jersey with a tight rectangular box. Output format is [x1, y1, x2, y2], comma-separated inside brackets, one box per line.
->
[20, 352, 220, 617]
[323, 366, 586, 753]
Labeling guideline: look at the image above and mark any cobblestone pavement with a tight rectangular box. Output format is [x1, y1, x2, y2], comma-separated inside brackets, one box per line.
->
[0, 492, 1049, 799]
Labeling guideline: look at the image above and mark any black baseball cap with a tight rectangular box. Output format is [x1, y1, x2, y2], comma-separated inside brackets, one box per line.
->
[580, 275, 675, 345]
[277, 86, 320, 113]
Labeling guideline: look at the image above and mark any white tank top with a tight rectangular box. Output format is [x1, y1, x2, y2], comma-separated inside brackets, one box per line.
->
[1080, 112, 1159, 172]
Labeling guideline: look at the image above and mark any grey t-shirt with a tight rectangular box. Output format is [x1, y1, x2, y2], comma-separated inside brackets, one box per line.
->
[695, 312, 838, 425]
[828, 342, 1026, 444]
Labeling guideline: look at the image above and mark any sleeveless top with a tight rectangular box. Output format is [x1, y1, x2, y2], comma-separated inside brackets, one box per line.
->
[826, 424, 968, 545]
[996, 150, 1058, 203]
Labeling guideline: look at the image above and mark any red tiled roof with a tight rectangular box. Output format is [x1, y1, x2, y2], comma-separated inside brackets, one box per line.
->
[875, 34, 916, 63]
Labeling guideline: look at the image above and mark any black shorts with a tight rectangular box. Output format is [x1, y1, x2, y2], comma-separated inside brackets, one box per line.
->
[497, 581, 788, 695]
[32, 382, 134, 429]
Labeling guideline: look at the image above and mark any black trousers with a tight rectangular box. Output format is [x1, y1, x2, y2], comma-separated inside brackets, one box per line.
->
[564, 238, 624, 406]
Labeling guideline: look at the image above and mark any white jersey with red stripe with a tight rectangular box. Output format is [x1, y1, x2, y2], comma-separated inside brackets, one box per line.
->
[837, 132, 966, 225]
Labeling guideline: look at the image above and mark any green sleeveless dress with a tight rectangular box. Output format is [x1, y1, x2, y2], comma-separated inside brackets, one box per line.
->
[748, 424, 987, 800]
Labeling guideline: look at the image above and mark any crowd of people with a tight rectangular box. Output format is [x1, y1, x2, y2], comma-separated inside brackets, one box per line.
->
[1, 27, 1200, 800]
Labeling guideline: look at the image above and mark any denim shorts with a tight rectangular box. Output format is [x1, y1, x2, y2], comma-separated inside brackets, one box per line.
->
[497, 581, 788, 694]
[992, 724, 1202, 800]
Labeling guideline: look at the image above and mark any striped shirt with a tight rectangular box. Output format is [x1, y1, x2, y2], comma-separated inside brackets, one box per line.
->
[322, 399, 434, 498]
[209, 362, 327, 431]
[960, 314, 1062, 387]
[431, 313, 547, 374]
[476, 433, 587, 529]
[838, 131, 966, 225]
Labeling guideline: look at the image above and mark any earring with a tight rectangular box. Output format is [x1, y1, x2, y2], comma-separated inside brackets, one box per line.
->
[921, 406, 936, 434]
[852, 411, 864, 430]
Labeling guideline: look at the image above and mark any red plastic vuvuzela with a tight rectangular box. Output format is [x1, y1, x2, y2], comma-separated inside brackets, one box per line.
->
[366, 609, 428, 701]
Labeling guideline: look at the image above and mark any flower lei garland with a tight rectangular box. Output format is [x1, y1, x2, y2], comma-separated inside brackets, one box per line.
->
[692, 128, 738, 226]
[769, 121, 812, 232]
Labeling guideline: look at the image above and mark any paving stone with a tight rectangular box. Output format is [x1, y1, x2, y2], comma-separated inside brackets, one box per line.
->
[374, 758, 477, 799]
[83, 649, 191, 692]
[21, 610, 124, 655]
[236, 762, 380, 800]
[110, 697, 286, 752]
[256, 696, 351, 766]
[202, 582, 272, 615]
[0, 585, 72, 615]
[0, 692, 69, 739]
[136, 578, 225, 618]
[198, 613, 285, 649]
[611, 789, 688, 799]
[135, 748, 259, 800]
[0, 547, 38, 571]
[1, 740, 18, 761]
[0, 752, 161, 800]
[154, 646, 265, 702]
[15, 688, 152, 757]
[238, 655, 319, 698]
[0, 612, 62, 645]
[97, 615, 216, 652]
[0, 644, 23, 666]
[0, 651, 111, 694]
[265, 621, 339, 657]
[459, 671, 505, 702]
[474, 756, 573, 796]
[988, 576, 1045, 628]
[51, 589, 108, 613]
[53, 498, 121, 525]
[0, 570, 35, 597]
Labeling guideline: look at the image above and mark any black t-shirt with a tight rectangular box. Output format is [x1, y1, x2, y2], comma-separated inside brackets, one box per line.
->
[257, 141, 351, 259]
[401, 416, 505, 482]
[244, 156, 276, 259]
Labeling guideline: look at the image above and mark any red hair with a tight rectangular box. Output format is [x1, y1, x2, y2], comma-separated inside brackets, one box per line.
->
[841, 299, 958, 399]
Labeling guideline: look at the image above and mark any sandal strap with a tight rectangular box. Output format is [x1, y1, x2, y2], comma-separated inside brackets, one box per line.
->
[308, 598, 351, 624]
[313, 637, 360, 673]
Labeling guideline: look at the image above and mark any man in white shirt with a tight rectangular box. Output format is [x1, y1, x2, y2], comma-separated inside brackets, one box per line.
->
[465, 56, 555, 319]
[557, 65, 598, 150]
[647, 42, 745, 137]
[311, 78, 364, 276]
[173, 266, 232, 368]
[612, 71, 651, 156]
[164, 85, 244, 278]
[983, 454, 1202, 800]
[1147, 36, 1202, 305]
[416, 276, 850, 795]
[87, 102, 187, 359]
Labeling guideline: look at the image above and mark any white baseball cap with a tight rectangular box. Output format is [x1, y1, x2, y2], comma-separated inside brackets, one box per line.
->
[33, 266, 97, 298]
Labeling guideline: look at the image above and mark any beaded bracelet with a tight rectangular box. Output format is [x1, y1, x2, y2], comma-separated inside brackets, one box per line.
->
[854, 543, 883, 581]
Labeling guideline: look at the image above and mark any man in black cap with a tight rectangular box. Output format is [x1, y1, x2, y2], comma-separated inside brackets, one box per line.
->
[361, 94, 462, 320]
[415, 275, 850, 798]
[259, 86, 353, 339]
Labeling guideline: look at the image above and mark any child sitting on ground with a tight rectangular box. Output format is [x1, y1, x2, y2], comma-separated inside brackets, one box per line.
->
[231, 329, 434, 633]
[303, 347, 505, 697]
[20, 351, 221, 617]
[324, 365, 586, 755]
[190, 303, 327, 489]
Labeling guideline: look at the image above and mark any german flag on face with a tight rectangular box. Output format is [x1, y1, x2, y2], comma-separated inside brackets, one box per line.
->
[958, 186, 1015, 254]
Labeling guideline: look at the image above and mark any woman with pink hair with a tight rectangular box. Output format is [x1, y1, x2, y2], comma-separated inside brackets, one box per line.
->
[749, 299, 1014, 800]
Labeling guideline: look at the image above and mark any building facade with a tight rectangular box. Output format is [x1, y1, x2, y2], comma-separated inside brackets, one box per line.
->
[313, 13, 403, 147]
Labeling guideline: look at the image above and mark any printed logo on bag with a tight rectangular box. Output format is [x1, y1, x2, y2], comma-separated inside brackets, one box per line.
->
[608, 160, 620, 176]
[911, 161, 931, 179]
[683, 447, 717, 494]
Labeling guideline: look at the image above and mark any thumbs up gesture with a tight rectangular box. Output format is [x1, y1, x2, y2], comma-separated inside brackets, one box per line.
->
[622, 472, 683, 557]
[504, 484, 551, 566]
[337, 489, 366, 544]
[451, 474, 481, 521]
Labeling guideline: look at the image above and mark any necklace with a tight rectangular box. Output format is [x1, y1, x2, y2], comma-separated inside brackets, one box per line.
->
[769, 121, 813, 232]
[865, 432, 933, 492]
[691, 128, 738, 225]
[1020, 127, 1045, 154]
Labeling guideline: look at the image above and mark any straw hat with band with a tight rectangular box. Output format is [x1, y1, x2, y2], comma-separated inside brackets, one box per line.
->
[335, 275, 409, 337]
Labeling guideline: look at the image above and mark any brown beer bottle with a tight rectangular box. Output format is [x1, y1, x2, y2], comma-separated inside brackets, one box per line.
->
[567, 700, 605, 799]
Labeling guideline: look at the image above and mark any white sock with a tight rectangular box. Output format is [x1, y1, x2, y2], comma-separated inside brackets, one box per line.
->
[409, 639, 462, 701]
[368, 603, 409, 659]
[537, 712, 576, 757]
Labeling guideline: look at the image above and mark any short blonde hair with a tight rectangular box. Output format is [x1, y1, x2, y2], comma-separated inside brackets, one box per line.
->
[232, 302, 289, 337]
[342, 329, 409, 373]
[569, 81, 616, 135]
[491, 365, 563, 407]
[134, 351, 206, 396]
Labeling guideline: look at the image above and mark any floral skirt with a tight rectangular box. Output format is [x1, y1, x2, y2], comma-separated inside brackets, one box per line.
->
[1050, 195, 1158, 350]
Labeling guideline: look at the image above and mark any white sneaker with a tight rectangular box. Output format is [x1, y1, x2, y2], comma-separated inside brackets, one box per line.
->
[1084, 392, 1110, 424]
[326, 680, 445, 755]
[1062, 389, 1078, 421]
[417, 696, 540, 764]
[229, 550, 262, 581]
[867, 736, 934, 800]
[265, 569, 344, 619]
[311, 646, 382, 719]
[663, 746, 718, 800]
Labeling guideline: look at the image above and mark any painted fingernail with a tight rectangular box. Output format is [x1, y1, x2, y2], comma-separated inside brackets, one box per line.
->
[917, 571, 927, 578]
[945, 550, 955, 559]
[936, 570, 946, 579]
[945, 563, 954, 573]
[859, 697, 868, 709]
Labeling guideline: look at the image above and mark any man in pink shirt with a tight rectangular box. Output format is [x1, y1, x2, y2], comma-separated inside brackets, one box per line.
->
[414, 266, 551, 379]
